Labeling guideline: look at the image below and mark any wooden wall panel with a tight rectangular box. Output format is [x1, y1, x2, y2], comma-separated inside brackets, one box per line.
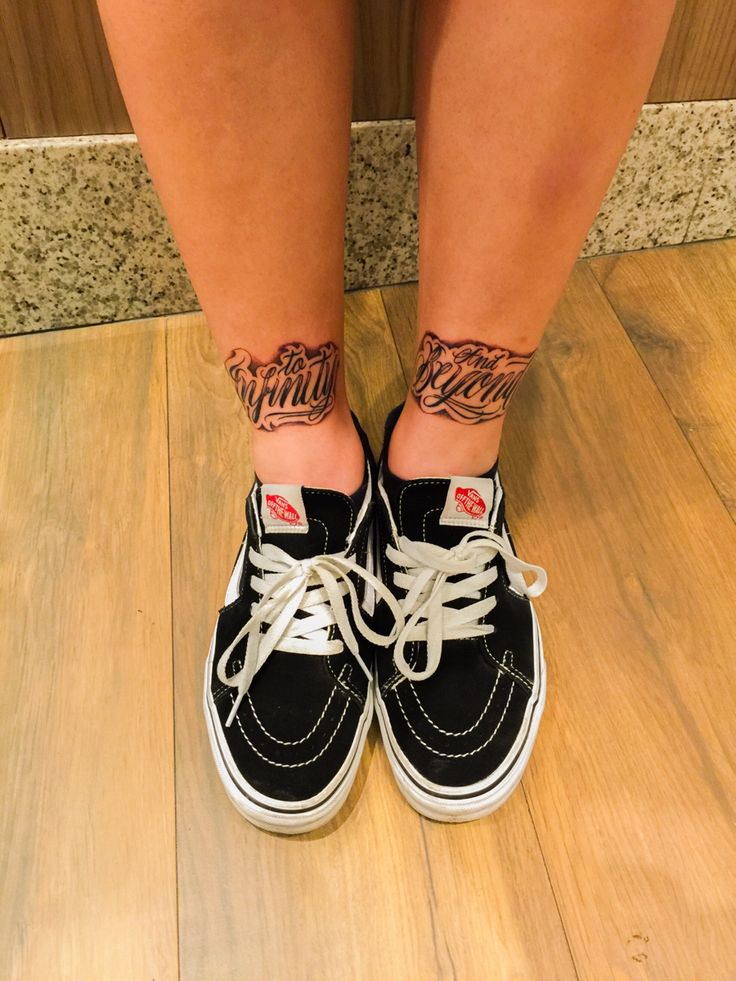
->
[353, 0, 416, 121]
[0, 0, 734, 138]
[0, 0, 130, 137]
[649, 0, 736, 102]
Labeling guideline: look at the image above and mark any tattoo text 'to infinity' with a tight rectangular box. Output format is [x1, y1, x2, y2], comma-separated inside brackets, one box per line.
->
[411, 331, 534, 424]
[225, 340, 339, 431]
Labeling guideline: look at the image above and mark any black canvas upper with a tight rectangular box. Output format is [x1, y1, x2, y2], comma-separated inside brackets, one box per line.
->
[208, 419, 376, 804]
[374, 405, 541, 790]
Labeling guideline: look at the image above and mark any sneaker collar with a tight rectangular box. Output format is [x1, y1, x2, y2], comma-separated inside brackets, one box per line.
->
[249, 458, 372, 561]
[378, 404, 502, 549]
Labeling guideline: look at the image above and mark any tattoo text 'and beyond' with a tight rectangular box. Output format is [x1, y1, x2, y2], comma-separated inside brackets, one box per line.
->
[411, 331, 534, 424]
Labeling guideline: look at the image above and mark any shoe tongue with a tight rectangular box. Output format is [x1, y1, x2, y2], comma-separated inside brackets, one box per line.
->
[258, 482, 360, 559]
[389, 472, 498, 549]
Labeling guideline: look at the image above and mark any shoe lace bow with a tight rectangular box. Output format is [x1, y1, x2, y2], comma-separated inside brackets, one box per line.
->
[385, 529, 547, 682]
[216, 542, 403, 726]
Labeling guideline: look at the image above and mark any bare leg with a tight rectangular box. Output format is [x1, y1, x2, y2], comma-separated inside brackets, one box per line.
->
[389, 0, 676, 478]
[96, 0, 363, 492]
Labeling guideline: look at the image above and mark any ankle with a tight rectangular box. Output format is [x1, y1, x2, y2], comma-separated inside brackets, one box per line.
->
[387, 399, 502, 479]
[252, 406, 365, 494]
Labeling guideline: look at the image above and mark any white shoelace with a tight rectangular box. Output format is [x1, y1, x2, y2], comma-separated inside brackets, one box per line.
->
[216, 542, 404, 727]
[385, 529, 547, 682]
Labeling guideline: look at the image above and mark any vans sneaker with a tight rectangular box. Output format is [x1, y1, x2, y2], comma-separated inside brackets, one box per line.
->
[204, 419, 402, 834]
[373, 406, 548, 822]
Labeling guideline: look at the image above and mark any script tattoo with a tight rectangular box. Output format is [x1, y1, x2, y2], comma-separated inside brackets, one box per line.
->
[411, 331, 535, 424]
[225, 341, 339, 431]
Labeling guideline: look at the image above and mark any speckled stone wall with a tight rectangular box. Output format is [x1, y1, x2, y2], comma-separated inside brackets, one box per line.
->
[1, 101, 734, 335]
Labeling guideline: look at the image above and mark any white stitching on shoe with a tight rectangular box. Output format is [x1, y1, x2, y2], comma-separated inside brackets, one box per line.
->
[326, 657, 362, 701]
[379, 503, 408, 694]
[393, 675, 516, 759]
[403, 652, 507, 737]
[245, 666, 346, 746]
[212, 658, 242, 703]
[308, 488, 357, 536]
[398, 479, 447, 536]
[232, 693, 352, 768]
[483, 646, 533, 688]
[382, 635, 423, 692]
[309, 515, 330, 552]
[421, 506, 442, 543]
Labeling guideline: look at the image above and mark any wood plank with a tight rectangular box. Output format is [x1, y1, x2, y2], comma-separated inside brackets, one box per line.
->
[381, 264, 736, 974]
[0, 0, 130, 137]
[589, 239, 736, 520]
[353, 0, 417, 122]
[167, 301, 574, 979]
[380, 283, 418, 384]
[0, 320, 177, 979]
[649, 0, 736, 102]
[343, 289, 408, 451]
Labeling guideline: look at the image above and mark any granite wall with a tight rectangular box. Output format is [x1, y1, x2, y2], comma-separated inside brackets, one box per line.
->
[1, 100, 734, 335]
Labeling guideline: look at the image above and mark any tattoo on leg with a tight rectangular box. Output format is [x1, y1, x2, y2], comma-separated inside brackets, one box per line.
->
[225, 340, 339, 431]
[411, 331, 535, 424]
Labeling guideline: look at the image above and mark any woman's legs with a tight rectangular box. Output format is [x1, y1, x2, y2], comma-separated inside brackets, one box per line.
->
[97, 0, 677, 484]
[389, 0, 677, 478]
[95, 0, 363, 493]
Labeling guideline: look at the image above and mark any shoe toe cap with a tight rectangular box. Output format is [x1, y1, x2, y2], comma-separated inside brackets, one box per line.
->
[212, 683, 367, 805]
[383, 668, 537, 790]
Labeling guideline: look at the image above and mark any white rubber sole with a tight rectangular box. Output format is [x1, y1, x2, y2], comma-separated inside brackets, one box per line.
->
[203, 628, 373, 835]
[375, 613, 546, 823]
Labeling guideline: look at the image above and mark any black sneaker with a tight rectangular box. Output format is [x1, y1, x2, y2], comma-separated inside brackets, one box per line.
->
[373, 406, 548, 822]
[203, 419, 402, 834]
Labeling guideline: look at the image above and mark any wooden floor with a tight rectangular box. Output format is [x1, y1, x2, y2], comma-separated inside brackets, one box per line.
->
[2, 239, 736, 980]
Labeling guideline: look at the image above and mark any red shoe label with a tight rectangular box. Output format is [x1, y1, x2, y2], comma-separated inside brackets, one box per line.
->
[260, 484, 309, 534]
[455, 486, 486, 518]
[440, 476, 494, 528]
[266, 493, 301, 524]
